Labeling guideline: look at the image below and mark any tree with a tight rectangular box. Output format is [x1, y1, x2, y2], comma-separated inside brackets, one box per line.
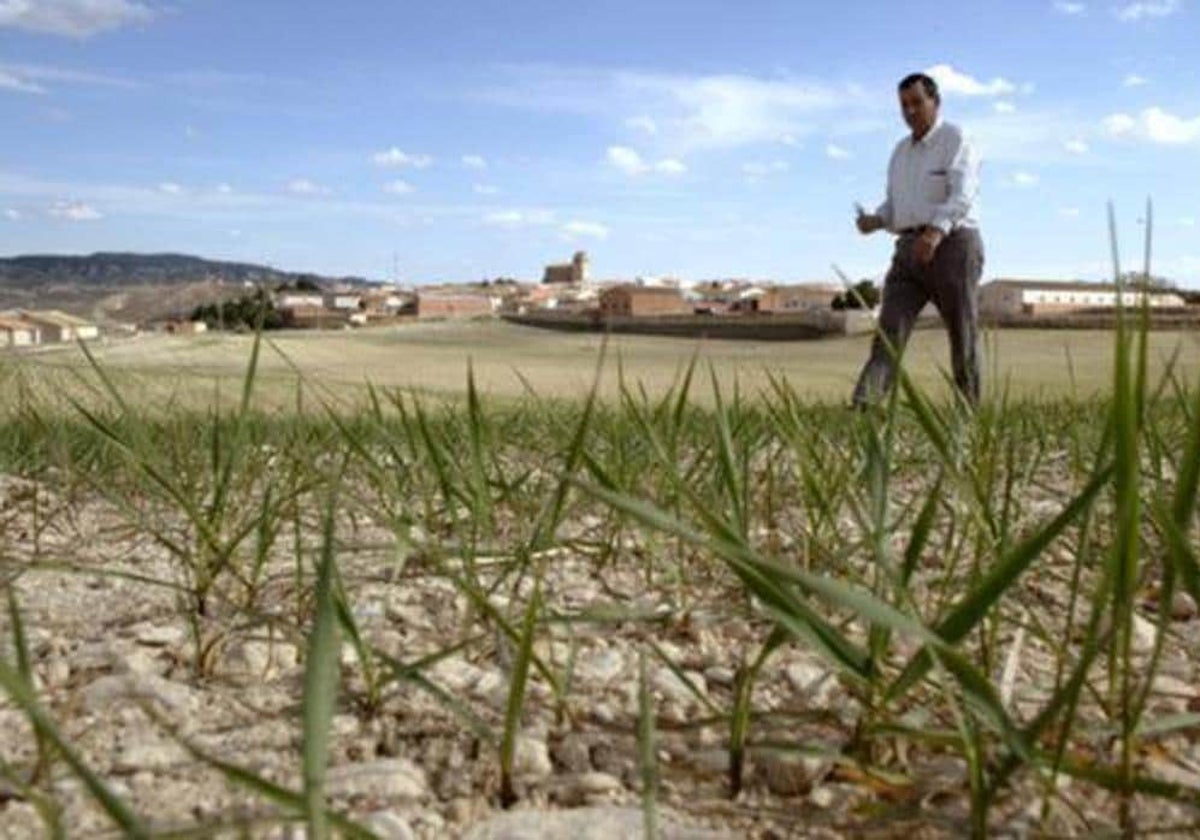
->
[832, 280, 880, 310]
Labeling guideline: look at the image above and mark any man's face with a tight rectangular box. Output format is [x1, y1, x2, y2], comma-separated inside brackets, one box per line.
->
[899, 83, 938, 138]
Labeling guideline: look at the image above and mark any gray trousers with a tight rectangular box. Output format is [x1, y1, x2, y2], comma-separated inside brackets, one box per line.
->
[852, 227, 985, 406]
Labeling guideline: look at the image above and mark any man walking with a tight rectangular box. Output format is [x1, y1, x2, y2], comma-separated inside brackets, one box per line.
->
[853, 72, 984, 408]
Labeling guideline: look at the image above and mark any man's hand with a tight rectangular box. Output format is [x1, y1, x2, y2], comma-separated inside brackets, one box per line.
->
[913, 227, 944, 265]
[856, 212, 884, 235]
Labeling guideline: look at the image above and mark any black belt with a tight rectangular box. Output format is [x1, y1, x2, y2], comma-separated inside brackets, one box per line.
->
[899, 225, 935, 236]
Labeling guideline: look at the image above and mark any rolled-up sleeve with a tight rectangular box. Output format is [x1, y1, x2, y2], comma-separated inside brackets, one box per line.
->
[930, 134, 980, 234]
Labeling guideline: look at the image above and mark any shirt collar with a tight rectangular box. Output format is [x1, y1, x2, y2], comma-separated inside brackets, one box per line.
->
[911, 118, 943, 147]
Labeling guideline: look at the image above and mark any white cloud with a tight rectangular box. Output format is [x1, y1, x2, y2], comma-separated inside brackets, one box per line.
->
[483, 208, 555, 228]
[1115, 0, 1180, 21]
[0, 0, 153, 38]
[1009, 171, 1040, 188]
[1053, 1, 1086, 13]
[215, 183, 233, 194]
[1063, 138, 1089, 154]
[371, 147, 433, 168]
[825, 143, 851, 160]
[473, 183, 499, 195]
[0, 69, 45, 94]
[1059, 206, 1081, 217]
[383, 179, 414, 195]
[3, 208, 22, 220]
[49, 200, 102, 220]
[561, 220, 609, 240]
[778, 133, 802, 147]
[607, 146, 687, 176]
[655, 157, 687, 175]
[625, 115, 659, 135]
[1103, 112, 1137, 135]
[484, 67, 850, 153]
[1141, 107, 1200, 144]
[158, 181, 182, 195]
[993, 101, 1017, 114]
[461, 154, 487, 169]
[926, 63, 1017, 97]
[286, 178, 330, 196]
[1122, 74, 1148, 87]
[1103, 107, 1200, 144]
[607, 145, 647, 175]
[1180, 217, 1196, 227]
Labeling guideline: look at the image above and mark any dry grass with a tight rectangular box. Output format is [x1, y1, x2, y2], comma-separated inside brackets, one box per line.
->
[7, 320, 1199, 411]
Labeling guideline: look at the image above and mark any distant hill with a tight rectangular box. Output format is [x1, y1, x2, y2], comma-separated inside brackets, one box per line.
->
[0, 252, 374, 325]
[0, 252, 368, 289]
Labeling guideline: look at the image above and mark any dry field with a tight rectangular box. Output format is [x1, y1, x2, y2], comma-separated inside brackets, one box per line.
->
[6, 319, 1200, 408]
[1, 319, 1199, 839]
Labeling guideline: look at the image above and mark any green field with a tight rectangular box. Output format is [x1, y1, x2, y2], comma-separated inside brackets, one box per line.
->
[7, 320, 1200, 409]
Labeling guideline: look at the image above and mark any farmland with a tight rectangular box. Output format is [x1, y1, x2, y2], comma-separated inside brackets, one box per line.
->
[1, 320, 1199, 838]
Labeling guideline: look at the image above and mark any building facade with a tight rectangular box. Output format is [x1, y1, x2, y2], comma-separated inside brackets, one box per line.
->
[598, 285, 691, 318]
[981, 280, 1186, 316]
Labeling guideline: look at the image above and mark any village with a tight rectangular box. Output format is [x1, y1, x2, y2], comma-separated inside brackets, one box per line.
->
[1, 249, 1196, 348]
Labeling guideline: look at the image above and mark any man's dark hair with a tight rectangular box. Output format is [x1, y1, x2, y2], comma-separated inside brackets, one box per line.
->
[898, 72, 940, 104]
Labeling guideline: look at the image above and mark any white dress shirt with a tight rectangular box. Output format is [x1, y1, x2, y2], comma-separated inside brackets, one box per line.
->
[874, 120, 980, 234]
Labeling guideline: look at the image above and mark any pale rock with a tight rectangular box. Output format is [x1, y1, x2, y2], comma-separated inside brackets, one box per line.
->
[652, 667, 706, 706]
[82, 673, 196, 717]
[784, 661, 835, 707]
[132, 622, 185, 648]
[1171, 592, 1198, 621]
[42, 657, 70, 688]
[473, 669, 509, 708]
[362, 811, 416, 840]
[704, 666, 735, 687]
[512, 736, 553, 781]
[217, 634, 298, 682]
[757, 751, 829, 796]
[326, 758, 429, 802]
[429, 656, 483, 693]
[1133, 613, 1158, 653]
[809, 786, 836, 809]
[574, 771, 623, 795]
[387, 601, 434, 631]
[112, 738, 189, 774]
[549, 732, 591, 773]
[461, 805, 730, 839]
[573, 648, 626, 686]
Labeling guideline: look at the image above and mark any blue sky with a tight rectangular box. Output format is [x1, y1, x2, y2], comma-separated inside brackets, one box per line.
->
[1, 0, 1198, 286]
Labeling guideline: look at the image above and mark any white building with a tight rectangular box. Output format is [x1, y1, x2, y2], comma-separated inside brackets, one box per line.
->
[981, 280, 1186, 317]
[0, 315, 39, 347]
[17, 310, 99, 342]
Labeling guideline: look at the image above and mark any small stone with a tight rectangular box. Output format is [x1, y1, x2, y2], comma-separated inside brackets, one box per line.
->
[82, 674, 196, 717]
[757, 751, 828, 797]
[112, 738, 189, 774]
[652, 668, 706, 706]
[326, 758, 428, 802]
[784, 661, 835, 706]
[362, 811, 416, 840]
[132, 623, 185, 648]
[1132, 613, 1158, 653]
[574, 649, 626, 686]
[550, 733, 592, 773]
[1171, 592, 1198, 621]
[218, 635, 299, 682]
[704, 666, 735, 687]
[513, 736, 553, 781]
[574, 771, 623, 795]
[809, 786, 836, 809]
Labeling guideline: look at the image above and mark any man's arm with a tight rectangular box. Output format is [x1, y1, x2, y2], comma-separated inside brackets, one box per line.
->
[929, 132, 980, 234]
